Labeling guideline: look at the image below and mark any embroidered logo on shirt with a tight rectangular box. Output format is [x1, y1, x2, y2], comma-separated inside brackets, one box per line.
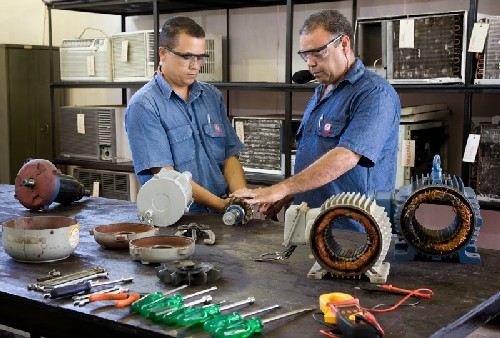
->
[321, 123, 333, 137]
[214, 123, 223, 136]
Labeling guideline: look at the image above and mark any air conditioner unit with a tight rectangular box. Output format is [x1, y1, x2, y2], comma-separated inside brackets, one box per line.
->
[60, 38, 112, 82]
[67, 165, 139, 202]
[357, 11, 467, 84]
[233, 116, 300, 176]
[396, 121, 448, 189]
[111, 30, 155, 82]
[58, 106, 131, 162]
[198, 34, 223, 82]
[475, 14, 500, 84]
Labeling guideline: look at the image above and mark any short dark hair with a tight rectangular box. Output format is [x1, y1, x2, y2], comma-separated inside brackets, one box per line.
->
[299, 10, 353, 41]
[159, 16, 205, 49]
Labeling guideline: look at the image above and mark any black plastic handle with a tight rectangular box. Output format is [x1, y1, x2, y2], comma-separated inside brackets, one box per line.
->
[50, 281, 92, 298]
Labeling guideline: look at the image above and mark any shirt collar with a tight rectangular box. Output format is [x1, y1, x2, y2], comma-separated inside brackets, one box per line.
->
[154, 71, 203, 102]
[313, 57, 365, 97]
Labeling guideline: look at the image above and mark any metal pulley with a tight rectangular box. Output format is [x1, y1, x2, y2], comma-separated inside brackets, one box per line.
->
[283, 192, 391, 283]
[393, 155, 482, 264]
[136, 169, 193, 227]
[14, 159, 89, 211]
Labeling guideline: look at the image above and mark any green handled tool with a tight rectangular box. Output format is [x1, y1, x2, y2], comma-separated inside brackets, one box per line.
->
[130, 284, 187, 313]
[174, 297, 255, 326]
[134, 286, 216, 316]
[203, 304, 280, 333]
[149, 295, 212, 323]
[160, 299, 227, 326]
[214, 307, 313, 338]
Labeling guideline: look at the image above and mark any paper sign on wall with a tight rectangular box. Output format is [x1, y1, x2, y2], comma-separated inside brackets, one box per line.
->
[462, 134, 481, 163]
[468, 22, 489, 53]
[399, 19, 415, 49]
[77, 113, 85, 134]
[86, 55, 95, 76]
[121, 40, 129, 62]
[401, 140, 415, 167]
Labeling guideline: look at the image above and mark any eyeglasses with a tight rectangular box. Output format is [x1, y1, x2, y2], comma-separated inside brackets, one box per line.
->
[297, 34, 344, 62]
[162, 46, 209, 65]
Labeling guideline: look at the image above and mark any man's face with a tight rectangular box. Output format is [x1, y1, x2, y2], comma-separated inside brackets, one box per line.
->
[298, 27, 347, 85]
[159, 32, 207, 88]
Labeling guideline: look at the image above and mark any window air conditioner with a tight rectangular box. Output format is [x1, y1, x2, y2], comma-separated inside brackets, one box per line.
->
[60, 38, 112, 82]
[198, 35, 223, 82]
[58, 106, 131, 162]
[357, 11, 467, 84]
[111, 30, 155, 82]
[67, 165, 139, 202]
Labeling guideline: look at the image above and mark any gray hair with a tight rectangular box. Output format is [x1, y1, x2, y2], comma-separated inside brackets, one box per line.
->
[159, 16, 205, 49]
[299, 10, 353, 41]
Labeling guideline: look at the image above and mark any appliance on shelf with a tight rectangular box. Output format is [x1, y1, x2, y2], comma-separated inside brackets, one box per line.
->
[475, 14, 500, 84]
[356, 11, 467, 84]
[111, 30, 155, 82]
[233, 116, 300, 176]
[197, 35, 223, 82]
[66, 165, 139, 202]
[58, 106, 131, 162]
[59, 37, 112, 82]
[472, 123, 500, 199]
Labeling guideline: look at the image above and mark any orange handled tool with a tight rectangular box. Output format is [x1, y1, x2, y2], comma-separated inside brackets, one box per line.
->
[89, 292, 141, 308]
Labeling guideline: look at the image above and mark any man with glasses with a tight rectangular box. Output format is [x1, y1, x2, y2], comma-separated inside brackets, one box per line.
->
[126, 16, 246, 213]
[233, 10, 400, 230]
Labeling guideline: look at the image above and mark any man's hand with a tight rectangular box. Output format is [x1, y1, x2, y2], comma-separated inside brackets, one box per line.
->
[231, 183, 289, 206]
[261, 195, 294, 220]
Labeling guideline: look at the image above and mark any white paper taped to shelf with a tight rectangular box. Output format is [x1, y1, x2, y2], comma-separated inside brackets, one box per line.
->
[86, 55, 95, 76]
[399, 19, 415, 49]
[462, 134, 481, 163]
[401, 139, 415, 167]
[468, 22, 489, 53]
[77, 113, 85, 134]
[121, 40, 128, 62]
[235, 121, 245, 143]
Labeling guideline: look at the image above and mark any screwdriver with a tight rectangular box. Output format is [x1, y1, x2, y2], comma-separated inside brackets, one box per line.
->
[130, 284, 187, 312]
[48, 277, 134, 299]
[173, 297, 256, 326]
[214, 307, 313, 338]
[159, 298, 226, 325]
[203, 304, 280, 333]
[149, 295, 213, 323]
[136, 286, 217, 316]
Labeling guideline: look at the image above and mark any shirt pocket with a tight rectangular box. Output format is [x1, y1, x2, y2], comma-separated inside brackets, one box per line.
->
[203, 123, 226, 164]
[315, 117, 345, 145]
[167, 124, 195, 166]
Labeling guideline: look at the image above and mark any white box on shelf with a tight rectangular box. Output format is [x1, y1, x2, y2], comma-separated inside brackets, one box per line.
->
[197, 34, 223, 82]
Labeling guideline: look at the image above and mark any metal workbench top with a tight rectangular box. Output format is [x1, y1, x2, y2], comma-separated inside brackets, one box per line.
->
[0, 184, 498, 338]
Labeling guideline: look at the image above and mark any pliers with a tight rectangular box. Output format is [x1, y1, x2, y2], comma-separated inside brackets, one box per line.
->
[88, 292, 142, 308]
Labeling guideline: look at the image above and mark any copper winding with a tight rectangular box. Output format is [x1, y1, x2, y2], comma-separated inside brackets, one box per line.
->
[400, 187, 474, 255]
[310, 207, 382, 276]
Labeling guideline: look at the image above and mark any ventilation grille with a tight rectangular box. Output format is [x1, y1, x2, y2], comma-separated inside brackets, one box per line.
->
[60, 38, 112, 81]
[200, 38, 215, 75]
[74, 167, 131, 200]
[112, 31, 154, 80]
[197, 35, 223, 82]
[484, 16, 500, 80]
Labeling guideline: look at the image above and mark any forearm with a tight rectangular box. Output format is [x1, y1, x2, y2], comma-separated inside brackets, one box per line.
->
[223, 156, 247, 192]
[191, 181, 227, 211]
[278, 146, 360, 196]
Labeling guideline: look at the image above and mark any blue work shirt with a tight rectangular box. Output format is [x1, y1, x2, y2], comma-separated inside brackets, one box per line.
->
[294, 58, 401, 209]
[125, 73, 244, 213]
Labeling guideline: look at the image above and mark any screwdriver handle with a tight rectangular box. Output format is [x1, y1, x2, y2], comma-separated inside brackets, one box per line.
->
[50, 281, 92, 298]
[89, 293, 129, 302]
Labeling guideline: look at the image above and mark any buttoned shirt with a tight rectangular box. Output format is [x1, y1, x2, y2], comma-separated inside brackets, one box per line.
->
[294, 58, 401, 209]
[125, 73, 243, 212]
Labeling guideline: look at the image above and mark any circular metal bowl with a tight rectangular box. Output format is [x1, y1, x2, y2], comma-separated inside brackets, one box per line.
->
[129, 235, 195, 264]
[2, 216, 79, 263]
[90, 223, 158, 249]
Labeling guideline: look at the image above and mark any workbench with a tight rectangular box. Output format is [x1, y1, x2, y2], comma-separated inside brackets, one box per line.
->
[0, 184, 498, 338]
